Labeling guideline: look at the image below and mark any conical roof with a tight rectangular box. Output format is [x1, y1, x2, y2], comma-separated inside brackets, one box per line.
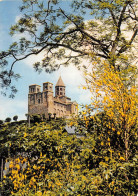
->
[56, 76, 65, 87]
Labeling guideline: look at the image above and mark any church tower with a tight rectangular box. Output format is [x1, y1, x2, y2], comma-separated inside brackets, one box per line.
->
[42, 82, 54, 115]
[55, 76, 66, 97]
[28, 76, 78, 118]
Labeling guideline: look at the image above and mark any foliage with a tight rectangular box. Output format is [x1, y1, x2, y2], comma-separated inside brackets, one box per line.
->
[31, 114, 42, 123]
[0, 115, 137, 195]
[48, 113, 52, 121]
[53, 113, 56, 119]
[0, 120, 3, 125]
[5, 117, 12, 123]
[13, 116, 18, 122]
[82, 62, 137, 161]
[0, 0, 137, 96]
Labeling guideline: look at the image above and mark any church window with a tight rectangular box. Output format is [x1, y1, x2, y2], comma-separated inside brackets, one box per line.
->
[60, 87, 62, 90]
[60, 92, 63, 95]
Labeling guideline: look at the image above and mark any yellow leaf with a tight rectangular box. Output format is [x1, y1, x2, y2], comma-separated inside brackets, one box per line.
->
[120, 156, 125, 161]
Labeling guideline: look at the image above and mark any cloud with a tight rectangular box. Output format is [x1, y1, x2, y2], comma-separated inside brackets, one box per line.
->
[23, 52, 46, 69]
[51, 65, 92, 105]
[0, 95, 27, 120]
[12, 14, 43, 43]
[78, 90, 92, 105]
[15, 14, 22, 23]
[24, 55, 91, 104]
[22, 48, 92, 105]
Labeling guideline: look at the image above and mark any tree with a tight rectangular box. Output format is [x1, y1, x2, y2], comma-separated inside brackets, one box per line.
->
[0, 120, 137, 195]
[13, 115, 18, 122]
[0, 0, 137, 96]
[42, 113, 46, 121]
[83, 61, 137, 161]
[5, 117, 11, 123]
[0, 120, 3, 125]
[48, 113, 52, 121]
[32, 114, 42, 123]
[53, 113, 56, 119]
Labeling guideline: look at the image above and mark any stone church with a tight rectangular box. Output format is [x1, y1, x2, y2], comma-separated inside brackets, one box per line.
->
[28, 76, 78, 118]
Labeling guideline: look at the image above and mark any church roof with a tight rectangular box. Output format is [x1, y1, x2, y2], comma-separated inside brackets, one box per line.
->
[56, 76, 65, 87]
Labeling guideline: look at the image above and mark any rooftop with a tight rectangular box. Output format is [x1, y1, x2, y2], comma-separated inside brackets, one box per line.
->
[29, 84, 41, 87]
[56, 76, 65, 87]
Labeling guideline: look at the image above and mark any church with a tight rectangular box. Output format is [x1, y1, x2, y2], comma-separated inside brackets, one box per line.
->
[28, 76, 78, 118]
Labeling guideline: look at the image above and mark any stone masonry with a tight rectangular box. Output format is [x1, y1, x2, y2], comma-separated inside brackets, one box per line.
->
[28, 76, 78, 118]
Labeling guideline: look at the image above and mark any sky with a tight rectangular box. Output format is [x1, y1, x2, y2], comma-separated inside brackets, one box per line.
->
[0, 0, 92, 120]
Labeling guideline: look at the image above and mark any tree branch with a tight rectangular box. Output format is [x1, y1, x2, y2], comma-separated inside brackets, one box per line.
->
[108, 8, 117, 26]
[59, 8, 109, 56]
[117, 28, 137, 55]
[111, 0, 130, 55]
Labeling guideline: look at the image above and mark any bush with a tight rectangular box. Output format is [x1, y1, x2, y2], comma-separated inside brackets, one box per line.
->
[0, 121, 137, 195]
[13, 115, 18, 121]
[0, 120, 3, 125]
[5, 117, 11, 123]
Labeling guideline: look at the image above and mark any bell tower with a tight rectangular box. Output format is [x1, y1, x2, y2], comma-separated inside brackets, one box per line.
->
[55, 76, 66, 97]
[42, 82, 54, 115]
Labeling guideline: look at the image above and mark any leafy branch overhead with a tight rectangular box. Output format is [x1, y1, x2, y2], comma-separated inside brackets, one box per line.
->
[0, 0, 137, 96]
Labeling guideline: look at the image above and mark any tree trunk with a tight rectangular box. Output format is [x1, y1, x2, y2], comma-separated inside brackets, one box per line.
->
[0, 158, 3, 180]
[125, 130, 128, 162]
